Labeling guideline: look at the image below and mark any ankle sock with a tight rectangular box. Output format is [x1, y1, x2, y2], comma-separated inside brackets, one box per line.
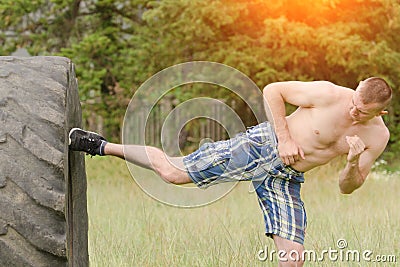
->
[99, 140, 108, 156]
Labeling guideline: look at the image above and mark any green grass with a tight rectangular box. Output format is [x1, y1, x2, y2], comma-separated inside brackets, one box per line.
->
[86, 156, 400, 266]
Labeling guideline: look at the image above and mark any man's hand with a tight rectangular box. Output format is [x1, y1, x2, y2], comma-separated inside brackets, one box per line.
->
[346, 135, 366, 163]
[278, 138, 305, 165]
[340, 135, 367, 194]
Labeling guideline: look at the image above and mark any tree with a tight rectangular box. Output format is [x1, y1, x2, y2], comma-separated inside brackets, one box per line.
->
[1, 0, 399, 161]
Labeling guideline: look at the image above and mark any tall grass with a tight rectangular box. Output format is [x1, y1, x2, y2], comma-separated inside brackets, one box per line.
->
[86, 156, 399, 266]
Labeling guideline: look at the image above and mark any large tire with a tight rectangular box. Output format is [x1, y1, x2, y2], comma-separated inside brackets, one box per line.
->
[0, 56, 88, 267]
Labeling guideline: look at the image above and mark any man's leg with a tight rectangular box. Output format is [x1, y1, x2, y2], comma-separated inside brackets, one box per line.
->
[68, 128, 191, 185]
[273, 235, 305, 267]
[103, 143, 192, 185]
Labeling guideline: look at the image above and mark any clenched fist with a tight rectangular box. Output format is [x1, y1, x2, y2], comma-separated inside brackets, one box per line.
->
[346, 135, 366, 163]
[278, 138, 305, 165]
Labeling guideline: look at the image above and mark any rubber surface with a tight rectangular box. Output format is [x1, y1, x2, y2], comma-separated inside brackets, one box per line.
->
[0, 56, 88, 267]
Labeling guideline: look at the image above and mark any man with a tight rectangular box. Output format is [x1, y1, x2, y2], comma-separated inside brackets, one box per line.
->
[69, 77, 392, 266]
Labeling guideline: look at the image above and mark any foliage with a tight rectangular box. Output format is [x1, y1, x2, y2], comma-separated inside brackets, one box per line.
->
[1, 0, 399, 160]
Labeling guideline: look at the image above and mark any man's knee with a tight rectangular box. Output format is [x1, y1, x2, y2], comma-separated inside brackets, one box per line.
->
[273, 235, 305, 267]
[145, 148, 175, 182]
[158, 169, 191, 185]
[277, 249, 305, 267]
[278, 255, 304, 267]
[150, 152, 190, 184]
[154, 159, 191, 184]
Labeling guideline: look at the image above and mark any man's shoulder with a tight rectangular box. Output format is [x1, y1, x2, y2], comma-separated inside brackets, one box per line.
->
[364, 118, 390, 148]
[315, 82, 351, 104]
[310, 80, 337, 91]
[375, 118, 390, 138]
[330, 83, 354, 95]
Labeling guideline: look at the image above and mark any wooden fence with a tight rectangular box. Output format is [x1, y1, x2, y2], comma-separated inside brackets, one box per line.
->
[124, 98, 229, 155]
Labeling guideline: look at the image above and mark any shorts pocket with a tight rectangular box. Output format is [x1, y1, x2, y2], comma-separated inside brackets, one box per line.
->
[185, 141, 231, 172]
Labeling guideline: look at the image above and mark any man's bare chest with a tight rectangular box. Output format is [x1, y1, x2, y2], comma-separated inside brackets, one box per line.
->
[312, 127, 351, 154]
[306, 109, 368, 153]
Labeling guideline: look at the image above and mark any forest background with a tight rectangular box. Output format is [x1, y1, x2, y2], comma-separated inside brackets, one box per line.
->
[1, 0, 399, 164]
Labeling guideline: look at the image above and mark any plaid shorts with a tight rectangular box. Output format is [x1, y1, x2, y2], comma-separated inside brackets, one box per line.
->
[183, 122, 307, 244]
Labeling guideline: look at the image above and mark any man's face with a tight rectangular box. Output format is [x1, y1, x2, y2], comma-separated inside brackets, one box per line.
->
[350, 86, 382, 123]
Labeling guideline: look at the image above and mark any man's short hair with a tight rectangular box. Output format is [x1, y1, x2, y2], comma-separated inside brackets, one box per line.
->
[360, 77, 392, 106]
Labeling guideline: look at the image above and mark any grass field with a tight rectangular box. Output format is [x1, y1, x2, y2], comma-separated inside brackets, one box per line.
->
[86, 156, 399, 266]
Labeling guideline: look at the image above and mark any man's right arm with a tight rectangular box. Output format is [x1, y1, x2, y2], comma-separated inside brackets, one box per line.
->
[263, 81, 334, 165]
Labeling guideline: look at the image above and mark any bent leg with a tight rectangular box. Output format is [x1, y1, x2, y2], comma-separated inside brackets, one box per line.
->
[104, 143, 191, 185]
[273, 235, 305, 267]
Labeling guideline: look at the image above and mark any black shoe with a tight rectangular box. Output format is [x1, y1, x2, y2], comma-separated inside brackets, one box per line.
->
[68, 128, 107, 156]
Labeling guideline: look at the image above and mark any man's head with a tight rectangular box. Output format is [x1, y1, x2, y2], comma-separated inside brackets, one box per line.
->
[351, 77, 392, 122]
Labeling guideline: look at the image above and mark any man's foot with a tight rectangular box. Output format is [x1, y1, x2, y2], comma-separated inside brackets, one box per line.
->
[68, 128, 107, 156]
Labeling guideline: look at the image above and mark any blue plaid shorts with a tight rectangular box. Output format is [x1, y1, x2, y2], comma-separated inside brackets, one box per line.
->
[183, 122, 307, 244]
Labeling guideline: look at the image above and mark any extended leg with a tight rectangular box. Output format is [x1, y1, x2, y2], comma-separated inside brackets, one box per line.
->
[104, 143, 191, 184]
[68, 128, 191, 185]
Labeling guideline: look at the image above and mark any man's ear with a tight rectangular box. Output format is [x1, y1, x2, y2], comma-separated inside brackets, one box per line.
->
[378, 110, 388, 116]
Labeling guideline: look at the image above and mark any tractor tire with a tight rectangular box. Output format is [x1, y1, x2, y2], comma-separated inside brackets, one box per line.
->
[0, 56, 88, 267]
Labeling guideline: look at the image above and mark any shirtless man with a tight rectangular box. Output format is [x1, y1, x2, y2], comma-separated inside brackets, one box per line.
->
[69, 77, 392, 266]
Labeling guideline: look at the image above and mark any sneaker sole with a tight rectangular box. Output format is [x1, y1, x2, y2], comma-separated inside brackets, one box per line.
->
[68, 128, 81, 145]
[68, 128, 103, 145]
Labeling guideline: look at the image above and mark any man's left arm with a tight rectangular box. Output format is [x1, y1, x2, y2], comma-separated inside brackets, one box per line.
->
[339, 133, 389, 194]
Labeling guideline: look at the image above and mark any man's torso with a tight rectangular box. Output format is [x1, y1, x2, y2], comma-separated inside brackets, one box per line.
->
[285, 86, 387, 172]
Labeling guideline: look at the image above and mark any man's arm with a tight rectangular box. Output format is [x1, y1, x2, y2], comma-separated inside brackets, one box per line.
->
[263, 81, 335, 165]
[339, 133, 389, 194]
